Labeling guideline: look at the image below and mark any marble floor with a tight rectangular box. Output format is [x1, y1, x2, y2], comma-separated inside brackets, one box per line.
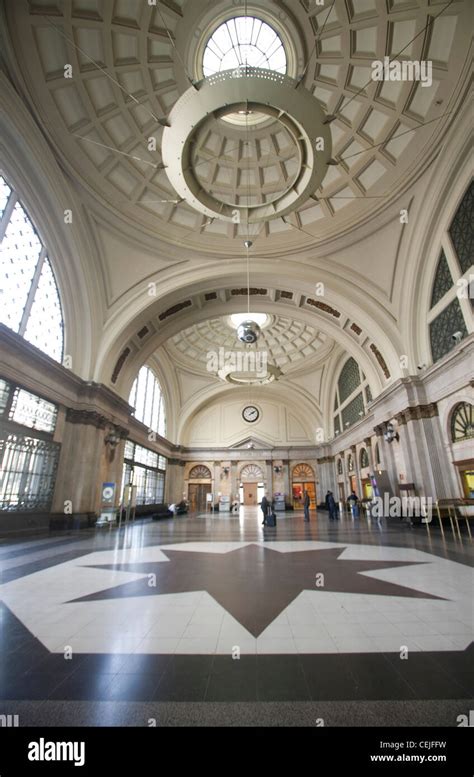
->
[0, 508, 473, 726]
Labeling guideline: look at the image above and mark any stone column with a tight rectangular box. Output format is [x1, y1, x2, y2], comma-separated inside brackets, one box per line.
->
[230, 460, 239, 503]
[316, 456, 336, 501]
[166, 459, 185, 503]
[283, 459, 291, 506]
[265, 459, 273, 496]
[52, 410, 128, 523]
[401, 404, 451, 499]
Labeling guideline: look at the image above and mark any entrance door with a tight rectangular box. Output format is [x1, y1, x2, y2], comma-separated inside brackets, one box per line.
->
[243, 483, 258, 505]
[292, 482, 316, 508]
[188, 483, 211, 511]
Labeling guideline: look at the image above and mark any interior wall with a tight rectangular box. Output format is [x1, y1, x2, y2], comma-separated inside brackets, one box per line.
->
[181, 395, 315, 447]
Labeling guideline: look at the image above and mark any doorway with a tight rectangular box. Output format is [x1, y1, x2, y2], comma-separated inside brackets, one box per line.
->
[188, 483, 211, 511]
[292, 481, 316, 509]
[242, 483, 258, 505]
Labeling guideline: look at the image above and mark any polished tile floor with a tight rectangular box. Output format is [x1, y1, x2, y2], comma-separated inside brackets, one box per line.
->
[0, 508, 473, 726]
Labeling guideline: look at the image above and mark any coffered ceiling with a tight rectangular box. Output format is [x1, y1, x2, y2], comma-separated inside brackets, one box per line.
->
[5, 0, 471, 253]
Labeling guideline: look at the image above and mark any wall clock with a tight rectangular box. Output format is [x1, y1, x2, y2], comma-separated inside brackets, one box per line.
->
[242, 405, 260, 423]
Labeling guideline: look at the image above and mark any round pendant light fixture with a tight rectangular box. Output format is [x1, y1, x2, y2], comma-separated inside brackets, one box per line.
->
[162, 67, 332, 223]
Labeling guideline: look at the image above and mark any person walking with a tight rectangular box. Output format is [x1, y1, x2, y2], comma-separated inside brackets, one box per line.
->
[260, 494, 269, 525]
[325, 490, 338, 520]
[303, 490, 310, 522]
[348, 490, 360, 518]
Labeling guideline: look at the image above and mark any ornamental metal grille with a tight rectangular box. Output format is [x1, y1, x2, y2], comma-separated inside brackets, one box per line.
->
[292, 463, 314, 480]
[360, 448, 369, 468]
[450, 402, 474, 442]
[0, 432, 59, 510]
[188, 465, 212, 479]
[430, 250, 453, 309]
[429, 298, 467, 363]
[9, 387, 57, 433]
[347, 454, 354, 472]
[337, 459, 343, 475]
[449, 181, 474, 274]
[341, 392, 365, 428]
[338, 357, 361, 404]
[240, 464, 264, 481]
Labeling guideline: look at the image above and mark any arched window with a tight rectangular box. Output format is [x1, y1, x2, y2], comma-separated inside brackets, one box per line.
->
[337, 458, 343, 475]
[333, 357, 370, 432]
[428, 182, 473, 363]
[360, 448, 369, 468]
[347, 454, 354, 472]
[375, 443, 381, 466]
[0, 174, 64, 362]
[188, 465, 212, 479]
[450, 402, 474, 442]
[129, 365, 166, 437]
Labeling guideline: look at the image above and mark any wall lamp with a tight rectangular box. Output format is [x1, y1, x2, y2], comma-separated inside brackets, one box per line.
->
[221, 467, 230, 477]
[383, 422, 399, 444]
[104, 430, 120, 448]
[273, 465, 282, 474]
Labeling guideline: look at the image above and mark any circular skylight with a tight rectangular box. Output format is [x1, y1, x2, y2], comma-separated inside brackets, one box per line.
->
[203, 17, 287, 77]
[230, 313, 269, 329]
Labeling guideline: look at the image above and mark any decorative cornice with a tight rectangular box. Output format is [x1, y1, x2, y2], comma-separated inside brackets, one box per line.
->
[66, 409, 129, 438]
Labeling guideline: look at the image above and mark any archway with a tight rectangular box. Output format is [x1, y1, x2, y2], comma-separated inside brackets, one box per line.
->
[292, 463, 316, 509]
[239, 463, 264, 506]
[187, 464, 212, 512]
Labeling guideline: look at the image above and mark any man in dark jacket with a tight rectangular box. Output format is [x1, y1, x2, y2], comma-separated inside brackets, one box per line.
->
[325, 490, 338, 520]
[303, 490, 310, 522]
[260, 495, 269, 525]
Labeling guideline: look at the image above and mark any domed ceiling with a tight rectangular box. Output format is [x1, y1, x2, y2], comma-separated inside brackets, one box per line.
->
[5, 0, 471, 254]
[165, 314, 332, 377]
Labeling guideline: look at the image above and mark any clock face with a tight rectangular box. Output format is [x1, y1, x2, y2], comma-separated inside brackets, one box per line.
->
[242, 405, 260, 423]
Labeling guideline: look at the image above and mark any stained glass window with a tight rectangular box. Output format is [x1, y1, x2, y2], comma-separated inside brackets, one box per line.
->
[341, 392, 365, 428]
[449, 180, 474, 274]
[429, 298, 467, 363]
[129, 365, 166, 437]
[0, 175, 64, 362]
[450, 402, 474, 442]
[203, 17, 286, 77]
[375, 443, 380, 465]
[338, 357, 361, 403]
[430, 251, 453, 309]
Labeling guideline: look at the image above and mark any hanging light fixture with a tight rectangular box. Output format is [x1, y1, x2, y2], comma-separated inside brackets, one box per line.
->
[236, 239, 261, 344]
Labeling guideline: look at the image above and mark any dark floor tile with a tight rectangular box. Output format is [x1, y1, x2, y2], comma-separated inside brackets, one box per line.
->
[299, 654, 357, 701]
[0, 671, 64, 700]
[346, 653, 416, 700]
[256, 657, 311, 701]
[205, 674, 258, 701]
[152, 675, 209, 701]
[101, 673, 162, 701]
[48, 672, 117, 701]
[385, 651, 469, 699]
[118, 653, 173, 675]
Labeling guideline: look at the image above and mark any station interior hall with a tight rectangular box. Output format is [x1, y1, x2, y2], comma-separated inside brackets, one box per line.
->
[0, 0, 472, 728]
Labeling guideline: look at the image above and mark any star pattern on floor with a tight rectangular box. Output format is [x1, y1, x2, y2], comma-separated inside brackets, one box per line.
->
[69, 544, 444, 637]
